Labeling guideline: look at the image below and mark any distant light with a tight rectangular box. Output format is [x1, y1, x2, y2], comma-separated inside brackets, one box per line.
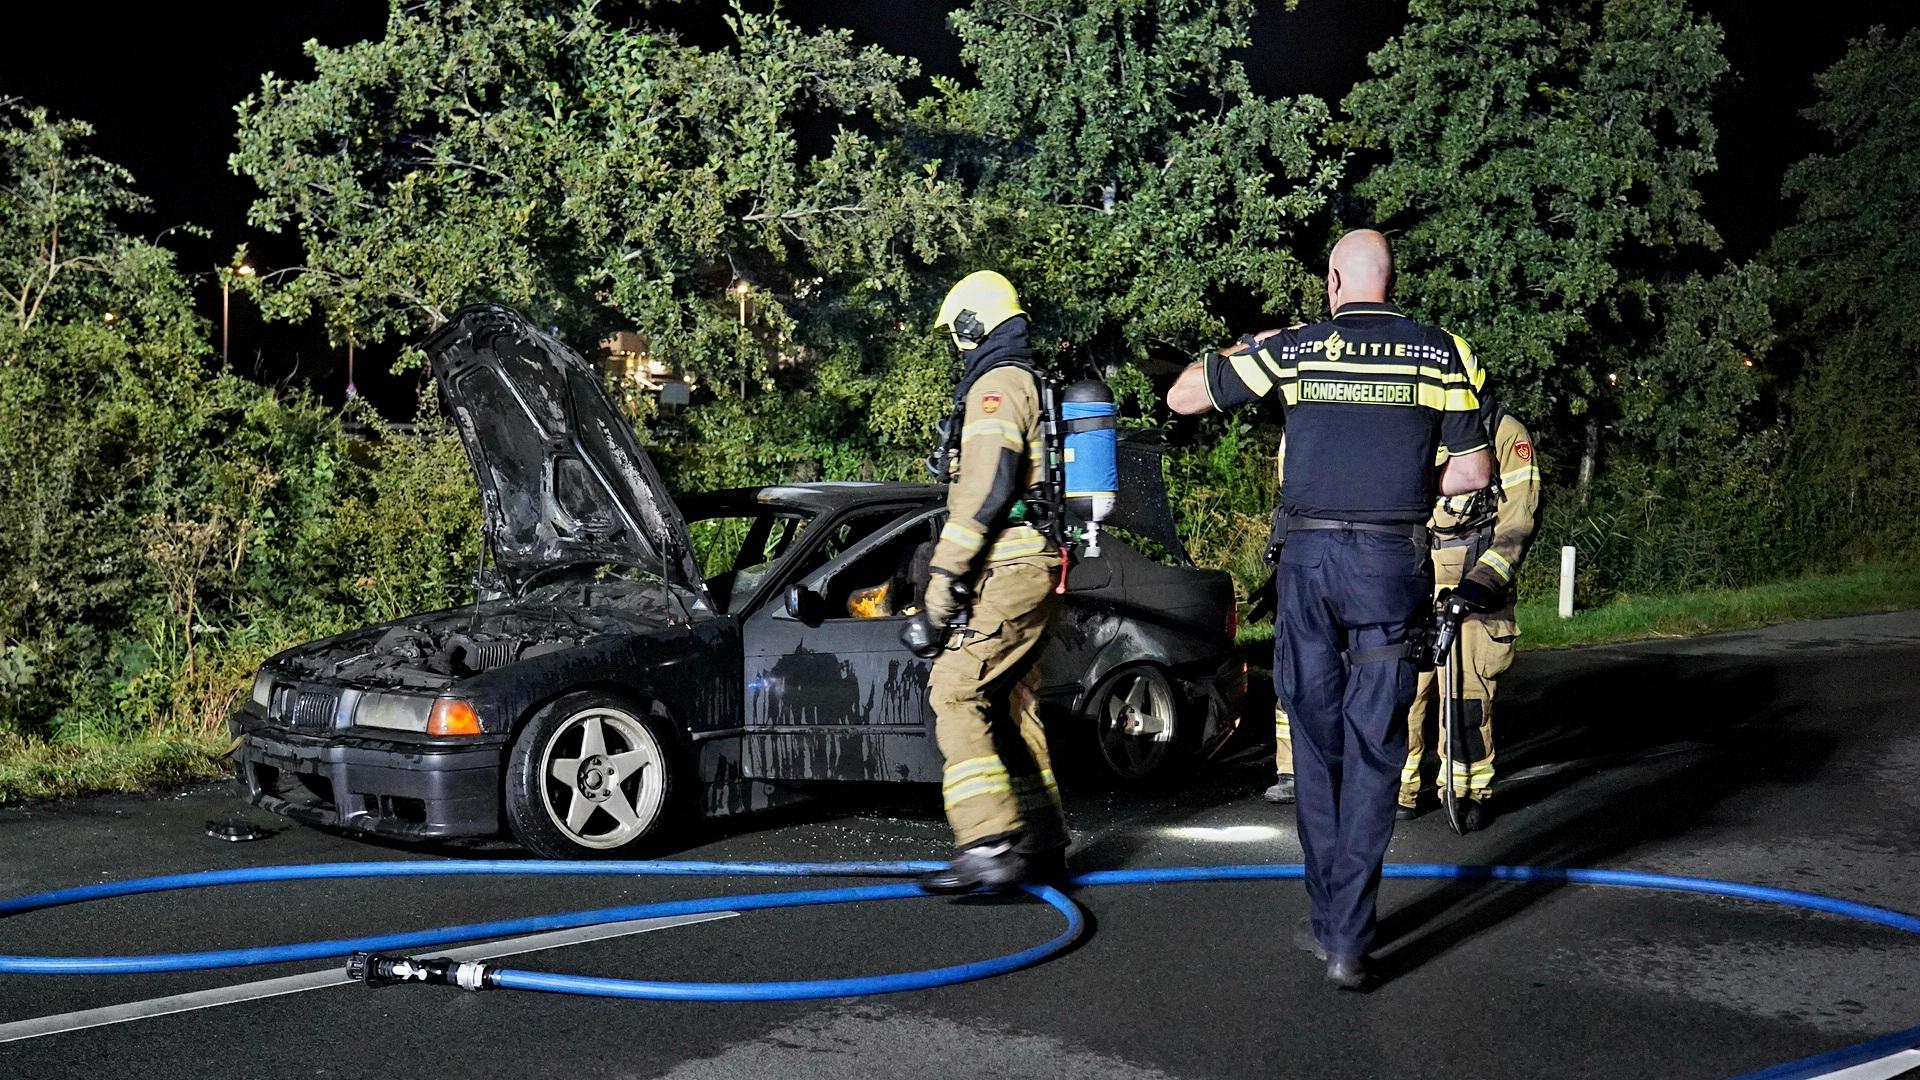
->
[235, 264, 256, 278]
[1741, 356, 1755, 367]
[733, 280, 749, 296]
[1607, 372, 1619, 385]
[102, 312, 116, 322]
[1161, 824, 1283, 843]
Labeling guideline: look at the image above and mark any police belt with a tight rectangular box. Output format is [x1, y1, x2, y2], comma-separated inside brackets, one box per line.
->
[1283, 515, 1430, 547]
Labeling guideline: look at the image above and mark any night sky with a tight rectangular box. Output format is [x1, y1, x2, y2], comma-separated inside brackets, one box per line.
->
[3, 1, 1913, 412]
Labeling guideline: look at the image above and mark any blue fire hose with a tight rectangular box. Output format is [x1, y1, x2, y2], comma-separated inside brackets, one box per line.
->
[2, 860, 1915, 1078]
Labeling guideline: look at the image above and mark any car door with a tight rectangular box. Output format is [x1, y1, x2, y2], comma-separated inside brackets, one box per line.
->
[740, 506, 945, 783]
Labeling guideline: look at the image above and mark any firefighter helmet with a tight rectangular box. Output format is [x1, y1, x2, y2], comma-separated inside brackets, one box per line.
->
[935, 271, 1025, 351]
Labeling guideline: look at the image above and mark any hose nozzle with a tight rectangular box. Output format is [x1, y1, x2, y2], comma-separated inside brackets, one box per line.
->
[346, 951, 494, 991]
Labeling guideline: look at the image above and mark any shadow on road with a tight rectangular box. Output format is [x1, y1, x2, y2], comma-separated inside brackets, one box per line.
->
[1368, 643, 1861, 981]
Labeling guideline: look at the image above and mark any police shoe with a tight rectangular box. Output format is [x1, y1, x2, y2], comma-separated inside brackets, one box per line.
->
[1264, 774, 1296, 804]
[1394, 802, 1420, 821]
[1326, 953, 1369, 991]
[917, 840, 1028, 894]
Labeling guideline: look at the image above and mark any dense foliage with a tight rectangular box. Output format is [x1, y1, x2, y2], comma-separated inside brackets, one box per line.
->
[1, 3, 1914, 790]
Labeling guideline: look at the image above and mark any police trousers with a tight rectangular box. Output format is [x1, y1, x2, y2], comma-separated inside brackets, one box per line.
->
[927, 554, 1069, 851]
[1274, 529, 1429, 957]
[1275, 556, 1516, 807]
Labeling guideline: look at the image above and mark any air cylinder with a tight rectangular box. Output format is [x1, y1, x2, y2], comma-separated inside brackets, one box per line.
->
[1062, 379, 1118, 555]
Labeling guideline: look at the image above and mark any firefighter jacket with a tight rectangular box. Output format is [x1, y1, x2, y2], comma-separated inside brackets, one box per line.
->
[927, 358, 1053, 588]
[1431, 412, 1540, 600]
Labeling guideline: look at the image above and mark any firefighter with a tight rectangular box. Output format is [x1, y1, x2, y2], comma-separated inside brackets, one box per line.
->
[912, 271, 1071, 894]
[1400, 369, 1541, 830]
[1167, 230, 1492, 989]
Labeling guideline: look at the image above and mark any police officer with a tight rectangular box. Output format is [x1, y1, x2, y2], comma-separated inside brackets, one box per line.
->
[1400, 369, 1540, 829]
[1264, 376, 1541, 833]
[913, 271, 1071, 893]
[1167, 230, 1492, 988]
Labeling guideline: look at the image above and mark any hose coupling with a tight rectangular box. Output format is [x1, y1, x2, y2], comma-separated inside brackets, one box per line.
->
[345, 951, 494, 991]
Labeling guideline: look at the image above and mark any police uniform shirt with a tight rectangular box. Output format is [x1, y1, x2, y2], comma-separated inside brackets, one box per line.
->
[1203, 302, 1488, 525]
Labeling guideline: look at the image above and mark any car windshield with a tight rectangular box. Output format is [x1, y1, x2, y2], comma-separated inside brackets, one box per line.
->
[687, 507, 817, 613]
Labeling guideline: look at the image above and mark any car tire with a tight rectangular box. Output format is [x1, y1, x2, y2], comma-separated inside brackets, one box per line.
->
[1082, 663, 1191, 783]
[504, 691, 677, 858]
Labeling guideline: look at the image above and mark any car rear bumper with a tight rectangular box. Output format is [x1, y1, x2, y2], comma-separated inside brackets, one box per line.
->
[1190, 654, 1249, 756]
[229, 711, 506, 840]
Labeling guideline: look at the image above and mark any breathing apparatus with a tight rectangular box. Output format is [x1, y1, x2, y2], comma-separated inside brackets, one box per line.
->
[929, 272, 1119, 594]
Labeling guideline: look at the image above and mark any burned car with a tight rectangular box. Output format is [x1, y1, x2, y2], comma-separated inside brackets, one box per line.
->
[229, 305, 1244, 857]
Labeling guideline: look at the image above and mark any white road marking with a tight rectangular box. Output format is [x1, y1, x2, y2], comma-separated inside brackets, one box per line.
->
[1807, 1048, 1920, 1080]
[0, 910, 736, 1044]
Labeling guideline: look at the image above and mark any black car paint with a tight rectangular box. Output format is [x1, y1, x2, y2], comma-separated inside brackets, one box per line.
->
[230, 307, 1243, 845]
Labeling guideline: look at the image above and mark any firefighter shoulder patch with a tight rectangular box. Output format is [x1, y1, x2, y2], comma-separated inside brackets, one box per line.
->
[1513, 440, 1532, 461]
[980, 392, 1003, 414]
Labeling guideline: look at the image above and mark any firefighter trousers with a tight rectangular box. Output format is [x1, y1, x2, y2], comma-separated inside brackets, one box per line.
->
[927, 554, 1068, 852]
[1403, 613, 1513, 804]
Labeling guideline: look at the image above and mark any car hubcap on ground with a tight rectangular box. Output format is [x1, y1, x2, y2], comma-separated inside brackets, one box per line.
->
[1098, 669, 1176, 779]
[539, 707, 665, 848]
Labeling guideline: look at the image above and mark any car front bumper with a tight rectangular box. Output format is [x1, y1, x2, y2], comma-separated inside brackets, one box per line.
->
[229, 709, 507, 841]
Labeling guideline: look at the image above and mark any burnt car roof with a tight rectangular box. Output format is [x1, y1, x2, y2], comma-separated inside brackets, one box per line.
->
[681, 482, 943, 516]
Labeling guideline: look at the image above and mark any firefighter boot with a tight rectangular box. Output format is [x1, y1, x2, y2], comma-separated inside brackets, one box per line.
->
[917, 838, 1029, 894]
[1264, 774, 1297, 804]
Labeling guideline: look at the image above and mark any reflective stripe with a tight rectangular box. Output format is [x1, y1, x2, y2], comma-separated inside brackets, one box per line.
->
[1441, 441, 1490, 457]
[943, 756, 1004, 784]
[943, 778, 1014, 807]
[1228, 350, 1274, 398]
[939, 520, 986, 554]
[1334, 307, 1408, 319]
[961, 417, 1026, 451]
[1499, 466, 1540, 488]
[1011, 770, 1059, 796]
[1253, 348, 1294, 381]
[1448, 332, 1477, 369]
[1415, 384, 1481, 411]
[1477, 549, 1513, 581]
[987, 529, 1048, 560]
[1297, 360, 1469, 384]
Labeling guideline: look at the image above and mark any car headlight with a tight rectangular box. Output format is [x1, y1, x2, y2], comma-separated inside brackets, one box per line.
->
[250, 671, 275, 710]
[353, 692, 435, 733]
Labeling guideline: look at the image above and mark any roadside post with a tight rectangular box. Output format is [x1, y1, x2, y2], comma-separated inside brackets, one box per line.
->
[1559, 546, 1576, 619]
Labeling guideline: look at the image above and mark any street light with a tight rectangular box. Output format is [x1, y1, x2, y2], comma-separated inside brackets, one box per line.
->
[222, 263, 255, 365]
[734, 279, 749, 327]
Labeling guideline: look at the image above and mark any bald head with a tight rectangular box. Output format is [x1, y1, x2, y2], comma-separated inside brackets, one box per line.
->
[1326, 229, 1393, 311]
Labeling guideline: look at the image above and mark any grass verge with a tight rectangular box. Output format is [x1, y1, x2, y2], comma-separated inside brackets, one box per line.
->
[0, 729, 229, 804]
[1237, 562, 1920, 652]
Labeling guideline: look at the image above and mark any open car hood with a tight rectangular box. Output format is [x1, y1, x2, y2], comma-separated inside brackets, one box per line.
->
[425, 305, 703, 593]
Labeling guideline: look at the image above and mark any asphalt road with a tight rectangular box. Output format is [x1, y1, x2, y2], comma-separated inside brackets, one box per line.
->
[4, 612, 1920, 1080]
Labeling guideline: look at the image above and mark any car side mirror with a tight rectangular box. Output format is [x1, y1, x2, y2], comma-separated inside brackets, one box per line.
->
[784, 584, 821, 623]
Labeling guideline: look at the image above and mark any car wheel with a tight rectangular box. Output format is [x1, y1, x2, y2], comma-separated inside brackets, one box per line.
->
[505, 691, 676, 858]
[1085, 664, 1187, 782]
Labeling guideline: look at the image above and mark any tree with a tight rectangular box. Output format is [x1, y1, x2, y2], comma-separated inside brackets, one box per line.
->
[1772, 26, 1920, 356]
[1771, 27, 1920, 559]
[231, 0, 970, 398]
[913, 0, 1339, 390]
[1341, 0, 1768, 463]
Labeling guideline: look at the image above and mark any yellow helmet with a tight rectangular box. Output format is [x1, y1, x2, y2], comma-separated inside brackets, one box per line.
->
[935, 271, 1025, 351]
